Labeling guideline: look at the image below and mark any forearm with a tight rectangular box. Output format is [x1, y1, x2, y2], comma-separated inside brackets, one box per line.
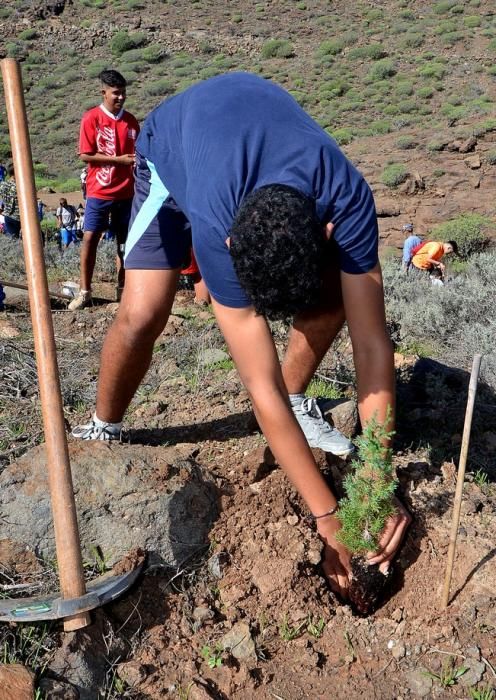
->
[80, 153, 127, 166]
[353, 335, 395, 433]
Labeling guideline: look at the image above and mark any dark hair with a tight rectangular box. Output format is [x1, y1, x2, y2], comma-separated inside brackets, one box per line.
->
[229, 184, 326, 320]
[6, 162, 15, 177]
[447, 240, 459, 255]
[99, 69, 127, 88]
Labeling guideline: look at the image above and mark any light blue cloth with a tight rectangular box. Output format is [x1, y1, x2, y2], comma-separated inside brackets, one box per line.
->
[402, 235, 422, 265]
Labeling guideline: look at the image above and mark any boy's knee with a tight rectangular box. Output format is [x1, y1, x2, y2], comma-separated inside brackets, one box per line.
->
[116, 300, 167, 344]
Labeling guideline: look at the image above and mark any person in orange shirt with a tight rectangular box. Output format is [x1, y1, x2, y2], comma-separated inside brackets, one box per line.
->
[411, 240, 458, 279]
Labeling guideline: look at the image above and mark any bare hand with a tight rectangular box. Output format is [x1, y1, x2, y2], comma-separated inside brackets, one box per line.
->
[317, 515, 352, 599]
[366, 496, 412, 573]
[115, 154, 135, 166]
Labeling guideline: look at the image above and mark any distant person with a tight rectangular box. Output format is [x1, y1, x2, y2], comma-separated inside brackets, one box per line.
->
[69, 70, 139, 310]
[0, 163, 6, 182]
[56, 197, 78, 249]
[411, 240, 457, 277]
[37, 198, 45, 222]
[0, 164, 21, 239]
[401, 222, 422, 272]
[80, 166, 88, 201]
[76, 203, 85, 238]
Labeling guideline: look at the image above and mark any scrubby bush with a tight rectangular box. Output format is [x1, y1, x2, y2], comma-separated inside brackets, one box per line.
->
[331, 128, 353, 145]
[261, 39, 294, 59]
[366, 59, 396, 81]
[430, 213, 493, 258]
[316, 39, 344, 57]
[382, 252, 496, 389]
[381, 163, 408, 187]
[464, 15, 481, 28]
[144, 78, 175, 96]
[396, 135, 417, 149]
[18, 28, 38, 40]
[143, 44, 164, 63]
[486, 151, 496, 165]
[110, 30, 147, 57]
[416, 86, 434, 99]
[348, 44, 386, 60]
[418, 62, 447, 79]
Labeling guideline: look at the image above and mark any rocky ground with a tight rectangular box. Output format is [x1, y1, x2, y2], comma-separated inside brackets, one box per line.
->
[0, 283, 495, 699]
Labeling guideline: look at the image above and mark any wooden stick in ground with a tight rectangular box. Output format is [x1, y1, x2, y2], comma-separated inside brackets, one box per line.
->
[0, 279, 72, 300]
[441, 353, 482, 610]
[1, 58, 90, 631]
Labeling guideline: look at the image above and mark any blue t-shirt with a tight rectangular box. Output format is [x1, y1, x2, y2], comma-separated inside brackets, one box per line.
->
[137, 72, 378, 307]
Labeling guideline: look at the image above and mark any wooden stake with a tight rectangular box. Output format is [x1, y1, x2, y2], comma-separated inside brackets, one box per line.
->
[1, 58, 90, 631]
[441, 353, 482, 610]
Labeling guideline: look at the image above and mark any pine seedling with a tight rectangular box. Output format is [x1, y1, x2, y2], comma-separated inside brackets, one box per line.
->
[336, 410, 397, 554]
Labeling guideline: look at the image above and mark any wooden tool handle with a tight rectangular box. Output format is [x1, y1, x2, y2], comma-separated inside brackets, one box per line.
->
[1, 58, 90, 631]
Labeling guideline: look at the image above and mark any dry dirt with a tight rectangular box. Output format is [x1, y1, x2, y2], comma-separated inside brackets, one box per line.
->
[1, 286, 495, 699]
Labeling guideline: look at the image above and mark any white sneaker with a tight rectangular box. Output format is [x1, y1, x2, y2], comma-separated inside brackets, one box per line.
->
[291, 395, 354, 456]
[68, 290, 92, 311]
[71, 419, 121, 441]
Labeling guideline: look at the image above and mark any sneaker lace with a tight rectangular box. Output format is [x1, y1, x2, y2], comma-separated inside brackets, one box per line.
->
[79, 421, 116, 440]
[300, 397, 324, 420]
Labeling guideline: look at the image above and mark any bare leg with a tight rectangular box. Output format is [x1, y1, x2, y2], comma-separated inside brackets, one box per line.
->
[282, 267, 345, 394]
[282, 306, 345, 394]
[95, 268, 180, 422]
[193, 276, 210, 305]
[115, 229, 126, 290]
[79, 231, 100, 291]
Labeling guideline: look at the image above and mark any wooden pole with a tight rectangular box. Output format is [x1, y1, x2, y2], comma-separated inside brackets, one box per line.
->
[0, 279, 72, 300]
[1, 58, 90, 631]
[441, 354, 482, 610]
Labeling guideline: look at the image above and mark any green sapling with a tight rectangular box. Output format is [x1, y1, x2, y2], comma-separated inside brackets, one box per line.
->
[336, 409, 398, 554]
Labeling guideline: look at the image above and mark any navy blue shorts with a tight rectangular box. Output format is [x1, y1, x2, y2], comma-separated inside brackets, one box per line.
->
[84, 197, 133, 241]
[124, 152, 191, 270]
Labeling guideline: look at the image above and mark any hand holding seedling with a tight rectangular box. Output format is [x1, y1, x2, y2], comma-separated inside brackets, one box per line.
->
[366, 496, 411, 573]
[317, 514, 352, 598]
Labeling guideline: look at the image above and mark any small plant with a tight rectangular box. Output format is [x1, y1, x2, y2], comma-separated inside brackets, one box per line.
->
[306, 377, 343, 401]
[201, 643, 223, 669]
[473, 469, 489, 488]
[469, 686, 495, 700]
[279, 614, 305, 641]
[337, 411, 397, 554]
[261, 39, 294, 59]
[381, 163, 408, 188]
[424, 658, 468, 688]
[307, 616, 326, 639]
[110, 30, 147, 56]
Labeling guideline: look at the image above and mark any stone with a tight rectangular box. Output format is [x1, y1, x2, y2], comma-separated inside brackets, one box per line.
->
[391, 643, 406, 659]
[0, 319, 20, 338]
[220, 621, 256, 661]
[199, 348, 229, 366]
[405, 669, 433, 697]
[459, 659, 485, 687]
[465, 154, 481, 169]
[0, 664, 35, 700]
[0, 443, 218, 568]
[375, 199, 400, 217]
[38, 677, 79, 698]
[458, 136, 477, 153]
[323, 399, 359, 438]
[193, 606, 215, 624]
[116, 660, 148, 688]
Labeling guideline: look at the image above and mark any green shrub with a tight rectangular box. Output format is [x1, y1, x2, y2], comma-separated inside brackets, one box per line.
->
[18, 28, 38, 40]
[6, 41, 26, 59]
[316, 39, 344, 57]
[396, 135, 417, 150]
[331, 127, 353, 145]
[144, 78, 175, 96]
[399, 33, 424, 48]
[434, 19, 457, 34]
[430, 213, 493, 258]
[86, 60, 109, 78]
[433, 0, 457, 14]
[348, 44, 386, 60]
[120, 48, 144, 63]
[367, 59, 396, 81]
[381, 163, 408, 187]
[427, 139, 446, 152]
[416, 86, 434, 99]
[367, 120, 392, 135]
[142, 44, 164, 63]
[464, 15, 481, 27]
[261, 39, 294, 59]
[418, 62, 447, 79]
[110, 30, 147, 56]
[395, 81, 414, 96]
[486, 151, 496, 165]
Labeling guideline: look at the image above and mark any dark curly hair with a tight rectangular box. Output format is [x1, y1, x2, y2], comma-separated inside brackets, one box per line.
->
[229, 184, 326, 320]
[99, 69, 127, 89]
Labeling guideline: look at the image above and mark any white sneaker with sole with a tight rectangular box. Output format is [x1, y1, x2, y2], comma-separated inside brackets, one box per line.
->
[71, 418, 121, 441]
[68, 290, 92, 311]
[290, 395, 354, 456]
